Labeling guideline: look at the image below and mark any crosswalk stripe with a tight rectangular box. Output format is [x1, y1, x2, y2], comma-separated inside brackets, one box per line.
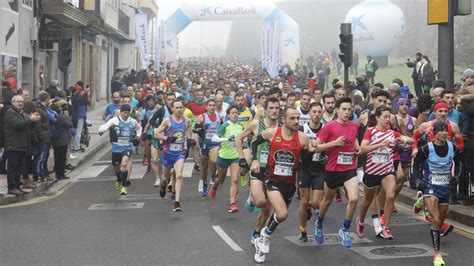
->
[131, 163, 147, 179]
[183, 162, 194, 178]
[76, 165, 108, 179]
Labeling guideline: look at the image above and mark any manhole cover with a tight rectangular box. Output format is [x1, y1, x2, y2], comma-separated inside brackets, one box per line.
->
[284, 233, 372, 247]
[88, 202, 145, 210]
[370, 246, 427, 256]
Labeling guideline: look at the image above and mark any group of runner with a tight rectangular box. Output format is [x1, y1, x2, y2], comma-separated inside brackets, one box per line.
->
[97, 58, 464, 265]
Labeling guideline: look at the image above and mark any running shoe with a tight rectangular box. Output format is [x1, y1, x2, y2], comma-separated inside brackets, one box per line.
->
[167, 183, 173, 193]
[312, 208, 320, 218]
[379, 214, 385, 226]
[194, 164, 200, 172]
[228, 203, 239, 213]
[314, 223, 324, 245]
[170, 192, 176, 202]
[142, 158, 148, 166]
[202, 183, 208, 197]
[146, 165, 151, 173]
[335, 189, 342, 202]
[172, 201, 183, 212]
[210, 174, 216, 185]
[159, 184, 166, 198]
[381, 226, 394, 240]
[257, 228, 271, 253]
[299, 231, 308, 242]
[120, 186, 128, 195]
[413, 197, 424, 214]
[240, 174, 248, 188]
[254, 206, 261, 213]
[209, 186, 217, 199]
[307, 207, 313, 221]
[433, 252, 445, 266]
[115, 181, 122, 190]
[356, 217, 365, 239]
[339, 228, 352, 248]
[440, 223, 454, 237]
[254, 239, 266, 263]
[373, 219, 383, 238]
[251, 232, 259, 245]
[154, 179, 161, 187]
[423, 209, 433, 223]
[245, 195, 255, 212]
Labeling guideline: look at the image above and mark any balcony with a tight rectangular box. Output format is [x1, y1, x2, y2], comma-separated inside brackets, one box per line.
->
[83, 0, 105, 22]
[118, 9, 129, 35]
[138, 0, 158, 18]
[42, 0, 89, 26]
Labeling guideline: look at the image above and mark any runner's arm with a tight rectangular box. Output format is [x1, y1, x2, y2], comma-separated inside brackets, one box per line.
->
[235, 121, 257, 159]
[98, 117, 118, 134]
[452, 123, 464, 152]
[154, 118, 170, 141]
[134, 119, 143, 139]
[250, 128, 275, 160]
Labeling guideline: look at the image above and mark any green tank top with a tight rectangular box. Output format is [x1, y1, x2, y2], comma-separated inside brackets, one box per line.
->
[256, 119, 271, 167]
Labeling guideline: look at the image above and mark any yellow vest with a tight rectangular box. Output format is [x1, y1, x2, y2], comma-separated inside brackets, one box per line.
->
[237, 107, 253, 129]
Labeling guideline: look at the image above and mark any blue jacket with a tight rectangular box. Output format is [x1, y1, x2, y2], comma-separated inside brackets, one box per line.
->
[72, 92, 88, 119]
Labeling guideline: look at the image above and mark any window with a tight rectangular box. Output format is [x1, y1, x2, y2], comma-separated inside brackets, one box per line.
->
[1, 55, 19, 96]
[22, 0, 33, 10]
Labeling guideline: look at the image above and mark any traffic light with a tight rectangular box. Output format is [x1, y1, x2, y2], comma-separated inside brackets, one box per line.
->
[58, 38, 72, 71]
[339, 33, 353, 67]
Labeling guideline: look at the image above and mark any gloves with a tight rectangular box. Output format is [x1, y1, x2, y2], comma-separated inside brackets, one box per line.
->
[239, 158, 249, 169]
[167, 136, 177, 143]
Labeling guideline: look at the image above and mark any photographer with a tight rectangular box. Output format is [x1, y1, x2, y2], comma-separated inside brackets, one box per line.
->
[406, 52, 422, 97]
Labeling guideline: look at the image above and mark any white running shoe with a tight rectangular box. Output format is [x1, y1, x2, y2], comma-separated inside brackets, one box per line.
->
[154, 179, 161, 187]
[257, 228, 271, 254]
[373, 218, 383, 238]
[254, 242, 266, 263]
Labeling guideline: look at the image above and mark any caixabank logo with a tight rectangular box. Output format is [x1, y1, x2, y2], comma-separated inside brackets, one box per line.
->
[200, 6, 257, 16]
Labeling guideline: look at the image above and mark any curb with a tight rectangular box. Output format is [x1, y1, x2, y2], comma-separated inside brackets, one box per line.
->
[0, 132, 109, 206]
[396, 188, 474, 227]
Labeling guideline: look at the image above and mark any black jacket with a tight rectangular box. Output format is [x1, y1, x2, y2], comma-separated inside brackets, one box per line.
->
[4, 106, 31, 152]
[51, 113, 73, 147]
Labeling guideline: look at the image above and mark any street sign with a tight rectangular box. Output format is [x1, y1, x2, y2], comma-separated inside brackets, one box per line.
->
[428, 0, 450, 24]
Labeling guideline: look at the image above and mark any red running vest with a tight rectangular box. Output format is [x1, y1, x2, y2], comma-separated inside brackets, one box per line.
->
[267, 127, 302, 184]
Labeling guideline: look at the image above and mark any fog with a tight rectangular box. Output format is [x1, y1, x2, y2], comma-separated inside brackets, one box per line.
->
[156, 0, 473, 68]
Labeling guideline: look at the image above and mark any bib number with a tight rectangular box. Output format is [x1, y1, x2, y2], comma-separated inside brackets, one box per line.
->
[260, 151, 269, 164]
[312, 153, 321, 162]
[372, 150, 390, 164]
[117, 137, 130, 145]
[337, 152, 354, 165]
[228, 141, 236, 149]
[170, 143, 181, 151]
[205, 132, 215, 140]
[274, 162, 293, 176]
[431, 171, 450, 185]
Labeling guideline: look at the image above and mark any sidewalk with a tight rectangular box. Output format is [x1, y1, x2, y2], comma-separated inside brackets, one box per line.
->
[0, 101, 110, 205]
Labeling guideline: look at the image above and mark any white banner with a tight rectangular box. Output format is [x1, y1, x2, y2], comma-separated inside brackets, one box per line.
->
[135, 12, 149, 70]
[261, 21, 271, 71]
[268, 20, 280, 78]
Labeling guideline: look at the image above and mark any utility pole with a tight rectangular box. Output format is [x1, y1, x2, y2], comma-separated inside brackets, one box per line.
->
[437, 0, 454, 88]
[338, 23, 352, 90]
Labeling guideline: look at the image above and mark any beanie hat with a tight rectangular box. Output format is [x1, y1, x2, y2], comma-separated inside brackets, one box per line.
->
[433, 120, 448, 135]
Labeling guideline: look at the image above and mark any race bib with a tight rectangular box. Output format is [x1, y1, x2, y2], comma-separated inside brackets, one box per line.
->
[372, 149, 390, 164]
[274, 162, 293, 176]
[228, 141, 236, 149]
[117, 137, 130, 145]
[260, 151, 269, 163]
[170, 143, 182, 151]
[337, 152, 354, 165]
[431, 171, 450, 185]
[312, 152, 321, 162]
[205, 132, 215, 140]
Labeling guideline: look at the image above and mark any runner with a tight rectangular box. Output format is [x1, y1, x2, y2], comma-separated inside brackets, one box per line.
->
[415, 120, 459, 266]
[98, 104, 142, 195]
[194, 99, 221, 197]
[209, 106, 244, 213]
[313, 97, 360, 248]
[297, 92, 311, 127]
[357, 105, 414, 240]
[298, 102, 327, 242]
[154, 100, 192, 212]
[140, 95, 158, 172]
[235, 97, 280, 245]
[251, 108, 311, 263]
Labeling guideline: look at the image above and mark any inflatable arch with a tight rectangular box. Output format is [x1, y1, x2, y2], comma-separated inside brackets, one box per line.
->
[163, 1, 300, 76]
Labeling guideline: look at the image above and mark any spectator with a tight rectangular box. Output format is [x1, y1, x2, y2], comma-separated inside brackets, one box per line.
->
[51, 99, 74, 179]
[21, 101, 38, 189]
[365, 56, 379, 84]
[71, 81, 89, 155]
[388, 83, 402, 114]
[45, 80, 60, 99]
[33, 91, 53, 182]
[406, 52, 423, 96]
[308, 72, 316, 96]
[419, 55, 435, 94]
[186, 89, 207, 116]
[111, 73, 122, 94]
[355, 76, 368, 98]
[4, 95, 40, 195]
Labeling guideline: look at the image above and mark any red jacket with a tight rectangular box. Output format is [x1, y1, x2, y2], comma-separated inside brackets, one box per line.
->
[186, 101, 207, 116]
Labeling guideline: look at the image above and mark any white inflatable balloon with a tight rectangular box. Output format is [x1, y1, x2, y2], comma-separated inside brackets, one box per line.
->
[345, 0, 405, 56]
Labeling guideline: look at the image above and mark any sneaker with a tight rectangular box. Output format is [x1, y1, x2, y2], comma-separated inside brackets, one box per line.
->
[339, 228, 352, 248]
[69, 153, 77, 159]
[251, 232, 259, 245]
[202, 183, 208, 197]
[146, 165, 151, 173]
[209, 186, 217, 199]
[173, 201, 183, 212]
[154, 179, 161, 187]
[254, 239, 266, 263]
[115, 181, 121, 190]
[210, 174, 216, 185]
[240, 174, 248, 188]
[373, 219, 383, 238]
[312, 208, 319, 218]
[314, 223, 324, 244]
[254, 207, 261, 213]
[306, 207, 313, 221]
[245, 195, 255, 212]
[22, 179, 36, 189]
[381, 226, 394, 240]
[256, 228, 271, 253]
[167, 183, 173, 193]
[413, 197, 424, 214]
[194, 164, 200, 172]
[356, 217, 365, 239]
[440, 223, 454, 237]
[335, 189, 342, 202]
[299, 231, 308, 242]
[228, 203, 239, 213]
[423, 209, 433, 223]
[169, 192, 176, 202]
[142, 158, 148, 166]
[379, 214, 385, 226]
[65, 164, 75, 170]
[120, 186, 128, 195]
[433, 252, 445, 266]
[159, 183, 167, 198]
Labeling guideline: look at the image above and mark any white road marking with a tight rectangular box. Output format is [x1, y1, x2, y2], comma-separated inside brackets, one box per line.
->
[76, 165, 108, 179]
[212, 225, 243, 252]
[88, 202, 145, 210]
[183, 162, 195, 178]
[95, 159, 143, 164]
[130, 162, 147, 179]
